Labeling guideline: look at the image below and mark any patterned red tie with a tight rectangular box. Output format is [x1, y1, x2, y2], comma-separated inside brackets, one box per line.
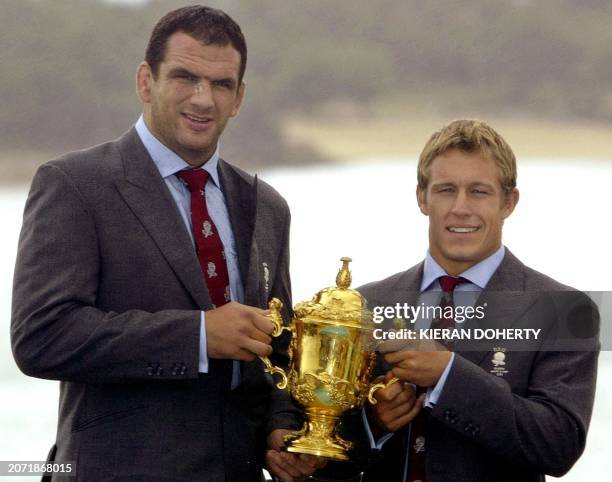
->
[176, 169, 230, 308]
[431, 276, 467, 350]
[406, 275, 466, 482]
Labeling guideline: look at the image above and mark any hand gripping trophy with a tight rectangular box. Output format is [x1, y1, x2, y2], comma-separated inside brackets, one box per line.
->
[259, 257, 396, 460]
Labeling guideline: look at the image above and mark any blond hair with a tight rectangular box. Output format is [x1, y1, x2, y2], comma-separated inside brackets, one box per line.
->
[417, 119, 517, 193]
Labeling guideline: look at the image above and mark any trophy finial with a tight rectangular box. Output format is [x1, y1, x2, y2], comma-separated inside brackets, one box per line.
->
[336, 257, 352, 289]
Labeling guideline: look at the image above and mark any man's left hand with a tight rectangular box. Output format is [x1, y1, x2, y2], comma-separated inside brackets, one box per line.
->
[265, 429, 326, 482]
[384, 346, 452, 387]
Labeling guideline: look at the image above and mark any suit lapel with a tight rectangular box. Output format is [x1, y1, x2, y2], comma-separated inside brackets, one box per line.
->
[458, 249, 531, 366]
[398, 263, 423, 309]
[114, 129, 212, 309]
[218, 159, 257, 302]
[371, 264, 424, 373]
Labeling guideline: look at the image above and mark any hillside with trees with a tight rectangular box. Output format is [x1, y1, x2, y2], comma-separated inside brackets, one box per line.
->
[2, 0, 611, 171]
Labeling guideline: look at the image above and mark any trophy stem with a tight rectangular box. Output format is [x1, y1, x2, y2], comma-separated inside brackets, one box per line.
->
[285, 410, 352, 461]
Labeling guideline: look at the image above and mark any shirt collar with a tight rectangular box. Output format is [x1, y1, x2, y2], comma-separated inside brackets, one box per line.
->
[420, 245, 506, 291]
[135, 114, 221, 187]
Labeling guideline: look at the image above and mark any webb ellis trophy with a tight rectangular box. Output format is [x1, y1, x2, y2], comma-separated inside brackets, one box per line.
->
[259, 257, 396, 461]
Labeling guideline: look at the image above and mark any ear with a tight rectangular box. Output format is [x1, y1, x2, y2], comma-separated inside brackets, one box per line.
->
[417, 185, 429, 216]
[502, 188, 519, 219]
[230, 80, 246, 117]
[136, 62, 154, 104]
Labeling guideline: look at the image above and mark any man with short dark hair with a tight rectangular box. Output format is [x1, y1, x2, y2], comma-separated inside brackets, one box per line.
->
[11, 5, 320, 481]
[357, 119, 599, 481]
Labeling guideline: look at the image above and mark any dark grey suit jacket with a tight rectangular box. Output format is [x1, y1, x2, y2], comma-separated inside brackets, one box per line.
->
[351, 250, 599, 482]
[11, 128, 300, 481]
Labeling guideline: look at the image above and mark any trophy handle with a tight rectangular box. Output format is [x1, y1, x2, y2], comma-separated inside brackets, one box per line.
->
[259, 297, 292, 390]
[367, 377, 400, 405]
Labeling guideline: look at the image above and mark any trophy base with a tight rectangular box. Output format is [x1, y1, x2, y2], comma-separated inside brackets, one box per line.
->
[284, 412, 352, 461]
[286, 440, 350, 461]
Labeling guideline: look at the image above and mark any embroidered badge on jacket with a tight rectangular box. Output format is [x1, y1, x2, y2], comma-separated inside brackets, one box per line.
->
[490, 347, 509, 377]
[263, 262, 270, 293]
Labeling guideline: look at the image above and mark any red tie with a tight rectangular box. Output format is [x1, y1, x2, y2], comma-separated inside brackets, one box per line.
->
[176, 169, 230, 308]
[406, 275, 466, 482]
[431, 276, 467, 349]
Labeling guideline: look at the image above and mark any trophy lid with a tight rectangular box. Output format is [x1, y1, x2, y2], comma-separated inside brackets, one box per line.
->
[294, 257, 370, 326]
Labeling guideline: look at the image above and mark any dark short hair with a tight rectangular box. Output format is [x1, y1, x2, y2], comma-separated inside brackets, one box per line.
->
[145, 5, 247, 84]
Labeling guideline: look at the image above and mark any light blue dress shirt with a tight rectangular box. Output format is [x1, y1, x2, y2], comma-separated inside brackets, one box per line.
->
[135, 116, 244, 385]
[420, 245, 505, 407]
[364, 246, 505, 457]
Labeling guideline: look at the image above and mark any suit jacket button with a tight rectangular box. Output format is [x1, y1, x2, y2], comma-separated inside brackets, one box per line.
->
[146, 365, 154, 376]
[156, 366, 163, 376]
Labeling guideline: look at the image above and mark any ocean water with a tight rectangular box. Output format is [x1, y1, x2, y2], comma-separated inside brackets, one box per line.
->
[1, 159, 610, 480]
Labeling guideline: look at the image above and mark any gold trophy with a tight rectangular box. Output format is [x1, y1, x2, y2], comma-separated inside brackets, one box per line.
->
[259, 257, 396, 461]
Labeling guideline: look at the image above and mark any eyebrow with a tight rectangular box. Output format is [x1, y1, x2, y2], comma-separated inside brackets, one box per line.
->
[469, 182, 496, 190]
[430, 181, 497, 190]
[430, 182, 455, 189]
[166, 67, 197, 78]
[166, 67, 237, 88]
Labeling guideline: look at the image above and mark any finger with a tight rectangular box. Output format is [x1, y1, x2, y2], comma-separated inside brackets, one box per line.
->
[267, 429, 288, 451]
[301, 453, 327, 469]
[379, 387, 412, 409]
[375, 380, 403, 402]
[374, 373, 403, 401]
[243, 339, 273, 358]
[384, 350, 414, 364]
[391, 366, 413, 382]
[246, 324, 273, 345]
[384, 371, 395, 382]
[376, 391, 414, 418]
[279, 452, 303, 478]
[388, 394, 425, 431]
[252, 312, 276, 335]
[290, 455, 318, 476]
[244, 304, 271, 316]
[393, 366, 418, 385]
[234, 348, 257, 362]
[271, 451, 300, 479]
[266, 451, 295, 482]
[297, 453, 326, 473]
[378, 398, 413, 422]
[297, 454, 319, 469]
[378, 338, 408, 353]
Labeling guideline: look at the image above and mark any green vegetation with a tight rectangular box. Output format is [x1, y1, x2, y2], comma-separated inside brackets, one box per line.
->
[1, 0, 611, 177]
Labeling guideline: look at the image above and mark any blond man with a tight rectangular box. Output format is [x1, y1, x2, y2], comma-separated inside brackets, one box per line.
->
[356, 120, 598, 482]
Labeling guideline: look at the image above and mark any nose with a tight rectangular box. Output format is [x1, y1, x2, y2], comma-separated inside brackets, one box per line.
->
[190, 81, 214, 109]
[450, 189, 471, 216]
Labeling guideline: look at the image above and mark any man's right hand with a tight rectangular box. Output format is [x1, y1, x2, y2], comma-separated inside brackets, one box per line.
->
[205, 302, 275, 361]
[367, 372, 424, 433]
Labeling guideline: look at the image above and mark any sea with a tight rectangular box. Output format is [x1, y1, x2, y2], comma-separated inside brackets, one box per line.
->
[1, 159, 610, 480]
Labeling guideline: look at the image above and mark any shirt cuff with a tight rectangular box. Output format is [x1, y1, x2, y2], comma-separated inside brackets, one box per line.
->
[361, 407, 394, 450]
[424, 352, 454, 408]
[199, 311, 209, 373]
